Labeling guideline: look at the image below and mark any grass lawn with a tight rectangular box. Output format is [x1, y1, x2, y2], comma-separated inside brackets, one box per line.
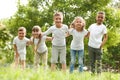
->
[0, 65, 119, 80]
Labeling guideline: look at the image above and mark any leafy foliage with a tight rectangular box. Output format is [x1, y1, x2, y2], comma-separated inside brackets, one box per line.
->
[105, 43, 120, 70]
[0, 23, 13, 63]
[1, 0, 120, 70]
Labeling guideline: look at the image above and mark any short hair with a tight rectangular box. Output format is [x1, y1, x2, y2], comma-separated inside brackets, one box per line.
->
[97, 11, 105, 16]
[32, 25, 41, 32]
[54, 12, 63, 18]
[18, 27, 26, 32]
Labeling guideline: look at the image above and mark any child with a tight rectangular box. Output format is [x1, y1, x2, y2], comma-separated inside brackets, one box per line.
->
[31, 25, 52, 69]
[87, 11, 108, 74]
[69, 16, 88, 73]
[43, 12, 69, 71]
[13, 27, 30, 69]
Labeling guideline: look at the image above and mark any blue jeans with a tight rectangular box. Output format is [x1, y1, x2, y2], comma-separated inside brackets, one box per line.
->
[70, 49, 84, 73]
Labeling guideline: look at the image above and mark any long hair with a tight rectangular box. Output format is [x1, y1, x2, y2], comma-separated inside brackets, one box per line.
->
[32, 25, 42, 45]
[70, 16, 86, 31]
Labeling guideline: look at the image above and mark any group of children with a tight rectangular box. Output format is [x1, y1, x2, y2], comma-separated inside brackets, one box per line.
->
[13, 11, 107, 75]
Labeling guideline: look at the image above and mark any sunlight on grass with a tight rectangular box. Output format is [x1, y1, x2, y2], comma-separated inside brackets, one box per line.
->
[0, 66, 119, 80]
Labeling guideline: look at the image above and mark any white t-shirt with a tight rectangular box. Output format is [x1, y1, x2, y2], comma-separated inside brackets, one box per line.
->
[32, 36, 47, 53]
[43, 24, 68, 46]
[13, 36, 29, 54]
[69, 28, 88, 50]
[88, 23, 107, 48]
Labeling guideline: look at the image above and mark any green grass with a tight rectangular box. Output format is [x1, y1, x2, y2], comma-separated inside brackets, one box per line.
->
[0, 66, 119, 80]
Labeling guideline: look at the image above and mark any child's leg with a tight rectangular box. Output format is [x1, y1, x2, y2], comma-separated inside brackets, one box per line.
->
[51, 45, 58, 71]
[51, 63, 56, 71]
[78, 50, 84, 72]
[96, 49, 102, 74]
[88, 46, 96, 74]
[14, 54, 19, 69]
[42, 51, 48, 70]
[20, 54, 26, 69]
[62, 63, 66, 72]
[60, 46, 66, 72]
[21, 60, 26, 69]
[70, 49, 76, 73]
[34, 52, 40, 69]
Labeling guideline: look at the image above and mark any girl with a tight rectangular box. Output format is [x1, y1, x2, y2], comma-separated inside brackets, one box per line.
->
[69, 16, 88, 73]
[31, 25, 52, 69]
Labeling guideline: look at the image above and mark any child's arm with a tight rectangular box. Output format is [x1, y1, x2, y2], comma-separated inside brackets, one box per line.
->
[85, 31, 90, 38]
[13, 44, 19, 57]
[42, 27, 52, 36]
[29, 37, 37, 53]
[70, 23, 75, 28]
[66, 32, 70, 37]
[29, 37, 34, 45]
[26, 39, 31, 46]
[66, 24, 74, 37]
[67, 25, 74, 37]
[46, 37, 53, 41]
[100, 34, 108, 48]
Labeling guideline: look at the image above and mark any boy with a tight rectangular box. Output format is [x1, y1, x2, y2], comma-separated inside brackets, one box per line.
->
[13, 27, 30, 69]
[43, 12, 68, 71]
[87, 11, 108, 74]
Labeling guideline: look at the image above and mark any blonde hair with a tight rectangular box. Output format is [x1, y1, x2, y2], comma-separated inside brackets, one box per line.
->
[54, 12, 63, 18]
[32, 25, 41, 32]
[18, 27, 26, 32]
[70, 16, 85, 30]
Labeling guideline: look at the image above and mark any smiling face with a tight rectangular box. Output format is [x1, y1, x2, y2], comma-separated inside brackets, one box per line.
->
[53, 12, 63, 28]
[96, 12, 105, 25]
[73, 17, 85, 31]
[32, 26, 41, 38]
[18, 27, 26, 40]
[75, 18, 83, 28]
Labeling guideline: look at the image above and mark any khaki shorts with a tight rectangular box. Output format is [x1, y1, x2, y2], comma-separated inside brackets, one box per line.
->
[34, 50, 48, 68]
[51, 45, 66, 64]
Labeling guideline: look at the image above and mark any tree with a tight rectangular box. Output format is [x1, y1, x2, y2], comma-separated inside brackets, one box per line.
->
[3, 0, 120, 68]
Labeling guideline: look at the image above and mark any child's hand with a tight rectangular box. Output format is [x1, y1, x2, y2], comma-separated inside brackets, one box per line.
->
[100, 43, 104, 49]
[70, 23, 75, 28]
[34, 47, 37, 53]
[26, 41, 31, 46]
[15, 52, 19, 58]
[52, 37, 54, 40]
[46, 37, 53, 41]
